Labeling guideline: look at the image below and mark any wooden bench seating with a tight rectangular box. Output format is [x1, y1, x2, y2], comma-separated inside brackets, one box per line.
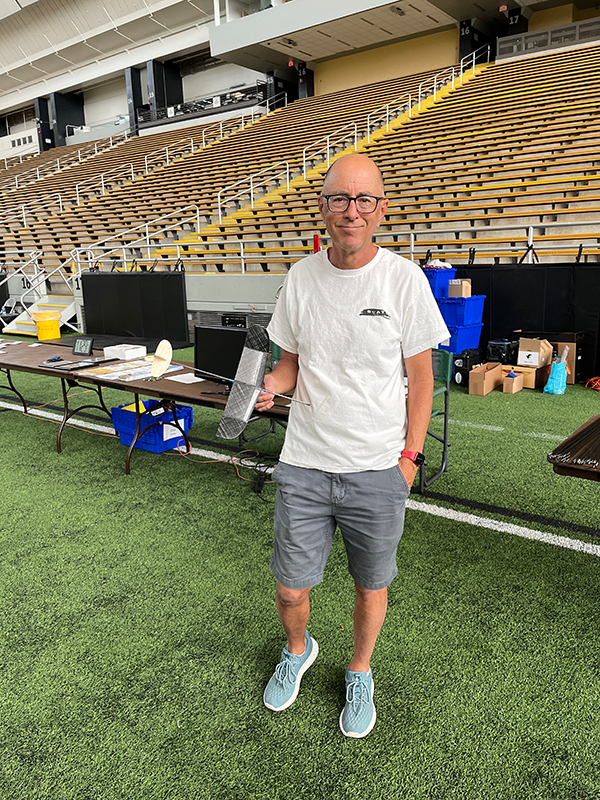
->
[0, 65, 452, 263]
[4, 44, 600, 268]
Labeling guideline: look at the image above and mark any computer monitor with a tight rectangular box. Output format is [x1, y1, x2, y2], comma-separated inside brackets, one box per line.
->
[194, 325, 248, 384]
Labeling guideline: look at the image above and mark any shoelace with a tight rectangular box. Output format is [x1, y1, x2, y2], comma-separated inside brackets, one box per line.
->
[346, 674, 370, 712]
[274, 654, 298, 687]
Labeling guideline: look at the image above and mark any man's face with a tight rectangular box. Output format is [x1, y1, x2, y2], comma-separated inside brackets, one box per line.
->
[318, 159, 388, 261]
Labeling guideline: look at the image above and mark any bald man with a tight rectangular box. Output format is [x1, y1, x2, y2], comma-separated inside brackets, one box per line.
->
[257, 154, 449, 737]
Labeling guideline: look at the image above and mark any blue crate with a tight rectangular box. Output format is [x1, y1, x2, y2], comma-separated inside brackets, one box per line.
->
[439, 323, 484, 354]
[422, 268, 456, 298]
[111, 399, 193, 453]
[437, 295, 486, 326]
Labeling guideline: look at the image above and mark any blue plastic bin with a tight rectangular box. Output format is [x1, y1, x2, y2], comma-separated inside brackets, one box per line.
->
[422, 268, 456, 298]
[111, 399, 193, 453]
[437, 295, 486, 326]
[439, 323, 484, 354]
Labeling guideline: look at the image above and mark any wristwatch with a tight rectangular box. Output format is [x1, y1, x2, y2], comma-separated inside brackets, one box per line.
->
[401, 450, 426, 466]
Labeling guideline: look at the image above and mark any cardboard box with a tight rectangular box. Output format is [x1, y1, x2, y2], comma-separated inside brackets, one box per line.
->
[448, 278, 472, 298]
[514, 330, 584, 384]
[469, 362, 503, 396]
[503, 372, 524, 393]
[501, 364, 551, 389]
[548, 341, 577, 385]
[517, 338, 553, 369]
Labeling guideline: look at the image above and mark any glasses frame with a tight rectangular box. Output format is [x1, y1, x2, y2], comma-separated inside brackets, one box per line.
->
[321, 194, 386, 214]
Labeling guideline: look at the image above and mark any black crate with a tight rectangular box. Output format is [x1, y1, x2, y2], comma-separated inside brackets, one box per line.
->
[453, 348, 484, 386]
[486, 339, 518, 364]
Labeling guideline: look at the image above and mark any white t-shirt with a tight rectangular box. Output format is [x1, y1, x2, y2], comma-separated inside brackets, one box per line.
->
[267, 247, 450, 473]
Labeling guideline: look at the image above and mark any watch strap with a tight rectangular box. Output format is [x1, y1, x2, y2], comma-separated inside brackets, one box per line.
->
[401, 449, 426, 466]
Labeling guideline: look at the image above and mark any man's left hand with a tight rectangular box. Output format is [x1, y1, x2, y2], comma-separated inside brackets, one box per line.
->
[399, 457, 419, 490]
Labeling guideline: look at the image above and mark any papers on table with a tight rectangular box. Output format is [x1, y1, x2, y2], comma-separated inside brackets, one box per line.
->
[74, 359, 184, 382]
[119, 364, 184, 382]
[164, 373, 205, 384]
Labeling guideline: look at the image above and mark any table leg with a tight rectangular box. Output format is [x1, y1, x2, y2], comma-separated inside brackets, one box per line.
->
[238, 416, 287, 447]
[125, 397, 191, 475]
[0, 368, 28, 414]
[57, 378, 113, 453]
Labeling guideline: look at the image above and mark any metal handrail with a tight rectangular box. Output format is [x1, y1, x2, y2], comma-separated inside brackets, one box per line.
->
[75, 162, 134, 205]
[31, 215, 600, 285]
[239, 106, 265, 129]
[59, 204, 203, 275]
[459, 45, 491, 83]
[155, 218, 600, 269]
[19, 262, 75, 318]
[367, 94, 413, 142]
[497, 17, 600, 60]
[0, 250, 42, 291]
[0, 192, 63, 228]
[265, 91, 288, 112]
[136, 82, 268, 125]
[144, 137, 195, 174]
[75, 212, 204, 270]
[418, 66, 456, 110]
[217, 161, 290, 223]
[202, 121, 224, 148]
[1, 147, 38, 171]
[0, 132, 129, 193]
[302, 123, 358, 179]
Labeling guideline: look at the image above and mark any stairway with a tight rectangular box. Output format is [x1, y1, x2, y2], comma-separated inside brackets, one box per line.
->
[3, 294, 76, 336]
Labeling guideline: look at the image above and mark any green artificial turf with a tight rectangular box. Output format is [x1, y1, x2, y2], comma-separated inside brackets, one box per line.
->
[1, 336, 600, 799]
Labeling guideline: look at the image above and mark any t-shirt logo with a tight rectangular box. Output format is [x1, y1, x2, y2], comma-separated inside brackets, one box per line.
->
[360, 308, 390, 319]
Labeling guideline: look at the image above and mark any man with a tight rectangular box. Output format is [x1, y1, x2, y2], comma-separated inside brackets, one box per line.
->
[255, 153, 449, 738]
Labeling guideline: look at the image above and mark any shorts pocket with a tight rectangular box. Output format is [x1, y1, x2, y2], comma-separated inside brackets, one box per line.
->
[271, 461, 294, 485]
[394, 464, 411, 494]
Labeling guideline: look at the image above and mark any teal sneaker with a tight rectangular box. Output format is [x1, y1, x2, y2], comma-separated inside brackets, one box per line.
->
[263, 631, 318, 711]
[339, 669, 376, 738]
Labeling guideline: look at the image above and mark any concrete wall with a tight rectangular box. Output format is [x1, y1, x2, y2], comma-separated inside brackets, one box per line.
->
[0, 129, 36, 159]
[528, 4, 574, 32]
[573, 5, 600, 22]
[313, 28, 458, 96]
[83, 78, 129, 127]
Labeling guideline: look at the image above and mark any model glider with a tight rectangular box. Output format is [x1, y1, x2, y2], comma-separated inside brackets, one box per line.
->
[216, 325, 271, 439]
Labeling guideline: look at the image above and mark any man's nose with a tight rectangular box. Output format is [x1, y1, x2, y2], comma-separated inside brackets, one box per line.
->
[343, 198, 360, 218]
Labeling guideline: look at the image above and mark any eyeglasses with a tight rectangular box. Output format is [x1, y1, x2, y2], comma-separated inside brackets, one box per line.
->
[322, 194, 385, 214]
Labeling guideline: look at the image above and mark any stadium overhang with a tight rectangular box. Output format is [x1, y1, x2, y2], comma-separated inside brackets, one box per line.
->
[0, 0, 40, 22]
[209, 0, 572, 71]
[209, 0, 459, 71]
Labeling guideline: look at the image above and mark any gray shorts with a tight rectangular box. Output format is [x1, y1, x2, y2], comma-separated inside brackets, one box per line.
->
[270, 461, 410, 591]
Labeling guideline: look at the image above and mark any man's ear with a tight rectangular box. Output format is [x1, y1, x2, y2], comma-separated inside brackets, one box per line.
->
[378, 198, 389, 222]
[318, 195, 324, 214]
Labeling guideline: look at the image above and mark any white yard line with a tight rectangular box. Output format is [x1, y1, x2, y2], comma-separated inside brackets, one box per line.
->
[447, 419, 505, 432]
[522, 431, 565, 441]
[434, 417, 566, 440]
[406, 498, 600, 558]
[0, 399, 116, 433]
[0, 399, 272, 468]
[1, 399, 594, 555]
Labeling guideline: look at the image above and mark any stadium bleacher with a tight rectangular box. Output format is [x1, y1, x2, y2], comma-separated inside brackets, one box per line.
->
[0, 65, 455, 274]
[1, 43, 600, 283]
[198, 42, 600, 268]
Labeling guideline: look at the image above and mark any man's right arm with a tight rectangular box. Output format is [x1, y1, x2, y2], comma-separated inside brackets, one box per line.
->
[255, 350, 299, 411]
